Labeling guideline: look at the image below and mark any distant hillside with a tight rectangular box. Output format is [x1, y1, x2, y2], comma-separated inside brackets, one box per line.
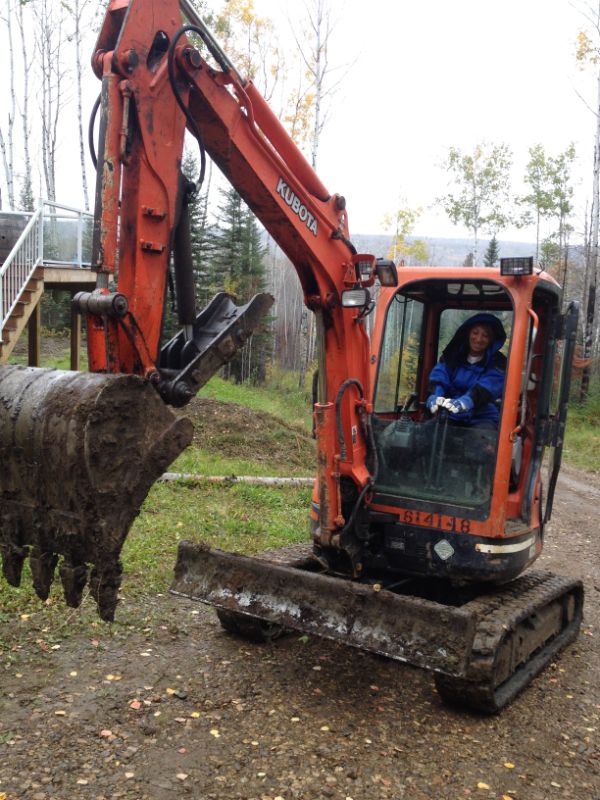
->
[350, 233, 537, 266]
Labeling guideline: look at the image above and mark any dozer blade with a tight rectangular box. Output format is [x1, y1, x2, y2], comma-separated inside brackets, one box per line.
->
[0, 365, 193, 621]
[170, 542, 478, 676]
[171, 543, 584, 713]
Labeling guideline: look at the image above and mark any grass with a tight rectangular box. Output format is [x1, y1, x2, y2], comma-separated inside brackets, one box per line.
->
[170, 449, 313, 477]
[563, 387, 600, 473]
[0, 480, 312, 627]
[198, 371, 313, 431]
[124, 481, 312, 594]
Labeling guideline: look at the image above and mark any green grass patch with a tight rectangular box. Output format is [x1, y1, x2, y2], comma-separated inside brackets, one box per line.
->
[0, 481, 311, 621]
[124, 481, 311, 594]
[170, 449, 313, 477]
[199, 374, 312, 431]
[564, 389, 600, 472]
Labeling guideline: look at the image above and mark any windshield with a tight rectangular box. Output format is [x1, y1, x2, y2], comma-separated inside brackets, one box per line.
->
[374, 415, 497, 510]
[372, 282, 512, 513]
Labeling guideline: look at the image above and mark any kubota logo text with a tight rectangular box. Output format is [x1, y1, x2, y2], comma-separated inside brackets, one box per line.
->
[276, 178, 318, 237]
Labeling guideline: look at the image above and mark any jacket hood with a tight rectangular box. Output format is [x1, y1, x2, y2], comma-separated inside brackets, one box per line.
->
[441, 313, 506, 366]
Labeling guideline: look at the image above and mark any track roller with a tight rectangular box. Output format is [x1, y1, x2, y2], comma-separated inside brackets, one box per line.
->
[216, 608, 285, 643]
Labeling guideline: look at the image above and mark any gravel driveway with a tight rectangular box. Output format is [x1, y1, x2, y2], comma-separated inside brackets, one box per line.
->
[0, 466, 598, 800]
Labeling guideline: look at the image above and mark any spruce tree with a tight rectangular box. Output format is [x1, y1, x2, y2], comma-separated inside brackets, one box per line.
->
[483, 236, 500, 267]
[209, 186, 271, 384]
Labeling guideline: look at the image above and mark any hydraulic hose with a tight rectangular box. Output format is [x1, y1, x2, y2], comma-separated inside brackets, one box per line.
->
[335, 379, 364, 462]
[167, 25, 208, 191]
[88, 93, 101, 169]
[334, 379, 379, 536]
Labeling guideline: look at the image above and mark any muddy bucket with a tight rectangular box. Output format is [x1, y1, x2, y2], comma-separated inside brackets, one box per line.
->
[0, 365, 193, 620]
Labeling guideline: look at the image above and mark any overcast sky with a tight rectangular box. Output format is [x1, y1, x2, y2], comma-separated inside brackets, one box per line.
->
[253, 0, 597, 245]
[2, 0, 596, 251]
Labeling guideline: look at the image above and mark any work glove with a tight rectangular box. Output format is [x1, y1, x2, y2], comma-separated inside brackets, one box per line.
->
[441, 394, 474, 415]
[426, 395, 446, 415]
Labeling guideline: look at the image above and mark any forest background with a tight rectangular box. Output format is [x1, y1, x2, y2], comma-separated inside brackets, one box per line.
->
[2, 0, 600, 398]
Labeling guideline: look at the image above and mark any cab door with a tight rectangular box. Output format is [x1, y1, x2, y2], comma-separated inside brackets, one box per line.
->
[544, 300, 579, 523]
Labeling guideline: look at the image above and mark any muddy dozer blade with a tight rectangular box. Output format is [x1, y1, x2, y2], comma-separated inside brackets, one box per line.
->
[0, 365, 193, 621]
[170, 542, 478, 677]
[171, 544, 583, 712]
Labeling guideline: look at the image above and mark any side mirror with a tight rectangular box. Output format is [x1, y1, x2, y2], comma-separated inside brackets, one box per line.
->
[376, 259, 398, 287]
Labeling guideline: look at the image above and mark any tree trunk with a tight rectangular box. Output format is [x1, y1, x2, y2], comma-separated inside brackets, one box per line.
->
[581, 61, 600, 399]
[74, 0, 90, 211]
[17, 0, 33, 211]
[36, 0, 66, 203]
[2, 0, 16, 209]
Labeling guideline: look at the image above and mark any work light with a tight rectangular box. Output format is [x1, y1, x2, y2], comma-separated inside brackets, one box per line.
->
[376, 259, 398, 287]
[500, 257, 533, 276]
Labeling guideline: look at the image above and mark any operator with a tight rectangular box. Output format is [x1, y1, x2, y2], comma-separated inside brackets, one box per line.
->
[426, 313, 506, 427]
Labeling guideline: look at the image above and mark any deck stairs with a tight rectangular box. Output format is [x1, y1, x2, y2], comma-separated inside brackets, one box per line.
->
[0, 267, 45, 362]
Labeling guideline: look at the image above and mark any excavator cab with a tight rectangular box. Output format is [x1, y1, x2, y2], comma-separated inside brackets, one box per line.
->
[356, 264, 578, 585]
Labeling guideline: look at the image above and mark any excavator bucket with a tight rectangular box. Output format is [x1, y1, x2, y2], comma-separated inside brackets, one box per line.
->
[0, 365, 193, 621]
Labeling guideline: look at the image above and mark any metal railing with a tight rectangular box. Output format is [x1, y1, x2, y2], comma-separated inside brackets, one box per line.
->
[0, 200, 94, 334]
[40, 200, 94, 270]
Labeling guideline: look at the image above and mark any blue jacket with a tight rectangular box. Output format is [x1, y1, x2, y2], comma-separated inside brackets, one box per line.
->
[428, 313, 507, 425]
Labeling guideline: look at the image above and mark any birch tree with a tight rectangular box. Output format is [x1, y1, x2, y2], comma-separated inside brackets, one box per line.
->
[34, 0, 68, 203]
[548, 144, 576, 292]
[439, 143, 514, 264]
[383, 203, 428, 266]
[64, 0, 96, 211]
[0, 0, 17, 209]
[519, 144, 556, 263]
[217, 0, 283, 103]
[16, 0, 34, 211]
[291, 0, 348, 386]
[291, 0, 346, 170]
[576, 9, 600, 397]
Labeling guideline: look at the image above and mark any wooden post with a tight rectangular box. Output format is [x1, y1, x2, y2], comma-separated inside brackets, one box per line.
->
[70, 298, 81, 371]
[28, 300, 41, 367]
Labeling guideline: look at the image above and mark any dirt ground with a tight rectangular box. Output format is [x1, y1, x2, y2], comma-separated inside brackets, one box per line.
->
[0, 466, 598, 800]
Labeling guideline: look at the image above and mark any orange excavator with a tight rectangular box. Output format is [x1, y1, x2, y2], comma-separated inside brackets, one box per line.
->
[0, 0, 583, 712]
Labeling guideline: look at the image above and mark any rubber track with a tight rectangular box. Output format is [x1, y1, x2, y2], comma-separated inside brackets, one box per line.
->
[209, 544, 583, 712]
[434, 570, 583, 712]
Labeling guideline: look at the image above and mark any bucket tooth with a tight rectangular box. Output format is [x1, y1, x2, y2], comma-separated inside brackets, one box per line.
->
[0, 543, 28, 587]
[29, 547, 59, 600]
[59, 561, 89, 609]
[89, 560, 124, 622]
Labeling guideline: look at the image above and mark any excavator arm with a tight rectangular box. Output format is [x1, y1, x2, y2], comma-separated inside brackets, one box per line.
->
[88, 0, 384, 546]
[0, 0, 384, 618]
